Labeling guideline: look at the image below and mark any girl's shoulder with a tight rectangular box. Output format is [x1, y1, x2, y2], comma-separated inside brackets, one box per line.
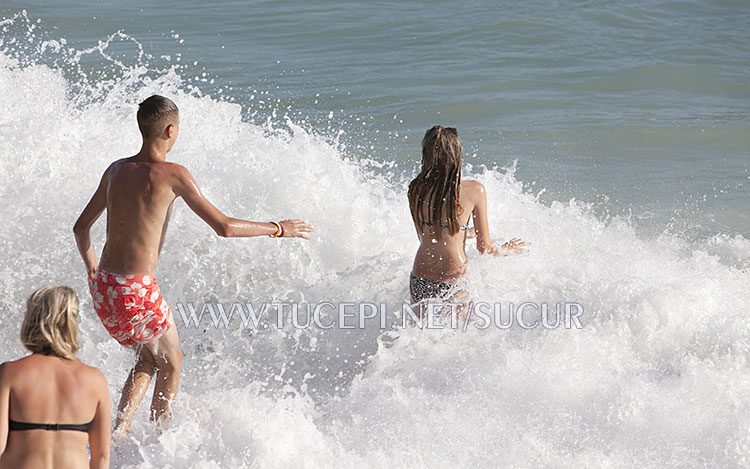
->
[0, 356, 29, 383]
[2, 354, 89, 376]
[460, 179, 486, 197]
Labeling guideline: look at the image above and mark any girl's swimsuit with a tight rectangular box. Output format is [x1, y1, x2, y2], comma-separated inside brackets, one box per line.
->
[88, 268, 174, 346]
[8, 419, 91, 432]
[409, 273, 459, 303]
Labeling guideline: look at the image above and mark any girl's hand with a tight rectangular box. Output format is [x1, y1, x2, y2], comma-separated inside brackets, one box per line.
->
[485, 240, 501, 255]
[500, 238, 530, 254]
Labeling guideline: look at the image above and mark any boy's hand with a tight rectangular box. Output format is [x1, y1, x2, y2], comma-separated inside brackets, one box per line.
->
[280, 220, 314, 240]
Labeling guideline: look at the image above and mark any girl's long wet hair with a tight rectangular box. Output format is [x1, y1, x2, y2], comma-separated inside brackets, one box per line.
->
[408, 126, 462, 240]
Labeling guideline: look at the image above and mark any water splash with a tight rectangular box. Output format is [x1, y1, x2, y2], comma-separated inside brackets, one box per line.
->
[1, 11, 749, 468]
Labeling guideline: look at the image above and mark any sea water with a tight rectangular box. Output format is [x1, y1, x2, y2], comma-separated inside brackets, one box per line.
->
[1, 2, 750, 468]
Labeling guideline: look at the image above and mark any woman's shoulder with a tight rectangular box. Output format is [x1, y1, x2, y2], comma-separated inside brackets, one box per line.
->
[1, 357, 107, 397]
[69, 359, 106, 382]
[0, 356, 34, 382]
[1, 355, 33, 370]
[2, 355, 102, 377]
[460, 179, 486, 197]
[78, 362, 108, 390]
[64, 359, 108, 394]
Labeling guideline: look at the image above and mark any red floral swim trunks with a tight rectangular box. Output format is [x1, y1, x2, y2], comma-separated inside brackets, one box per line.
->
[88, 268, 174, 346]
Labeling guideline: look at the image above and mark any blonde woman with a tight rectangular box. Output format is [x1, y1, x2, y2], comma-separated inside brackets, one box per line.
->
[0, 286, 110, 469]
[409, 126, 529, 304]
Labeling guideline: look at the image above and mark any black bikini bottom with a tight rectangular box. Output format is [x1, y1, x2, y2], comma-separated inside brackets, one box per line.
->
[409, 273, 459, 303]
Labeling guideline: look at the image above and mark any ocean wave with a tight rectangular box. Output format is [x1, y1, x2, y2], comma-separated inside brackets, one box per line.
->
[1, 13, 749, 467]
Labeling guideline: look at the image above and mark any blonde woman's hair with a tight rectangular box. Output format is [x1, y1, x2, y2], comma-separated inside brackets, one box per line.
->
[21, 285, 80, 360]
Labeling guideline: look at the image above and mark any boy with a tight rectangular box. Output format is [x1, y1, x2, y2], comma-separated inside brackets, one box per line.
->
[73, 95, 313, 433]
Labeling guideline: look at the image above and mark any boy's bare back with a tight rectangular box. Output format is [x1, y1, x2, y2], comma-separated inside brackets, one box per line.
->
[98, 157, 183, 276]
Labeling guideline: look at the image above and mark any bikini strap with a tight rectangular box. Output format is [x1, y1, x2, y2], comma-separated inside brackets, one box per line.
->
[418, 219, 472, 230]
[9, 419, 91, 432]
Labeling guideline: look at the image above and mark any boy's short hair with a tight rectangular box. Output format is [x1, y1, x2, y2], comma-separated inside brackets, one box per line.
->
[137, 95, 179, 139]
[21, 286, 80, 360]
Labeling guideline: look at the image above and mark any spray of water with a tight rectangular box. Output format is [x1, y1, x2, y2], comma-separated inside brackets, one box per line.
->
[1, 11, 749, 468]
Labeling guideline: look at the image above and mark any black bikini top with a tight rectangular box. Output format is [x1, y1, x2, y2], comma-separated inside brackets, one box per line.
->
[9, 419, 92, 433]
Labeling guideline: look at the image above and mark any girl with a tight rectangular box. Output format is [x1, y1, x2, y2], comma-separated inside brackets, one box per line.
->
[409, 126, 528, 304]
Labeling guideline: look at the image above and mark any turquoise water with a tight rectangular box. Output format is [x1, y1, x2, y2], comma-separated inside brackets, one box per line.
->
[4, 0, 749, 237]
[2, 3, 750, 468]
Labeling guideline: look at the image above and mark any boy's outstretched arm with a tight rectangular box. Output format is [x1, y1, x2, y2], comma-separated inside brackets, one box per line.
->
[73, 168, 110, 281]
[174, 166, 313, 239]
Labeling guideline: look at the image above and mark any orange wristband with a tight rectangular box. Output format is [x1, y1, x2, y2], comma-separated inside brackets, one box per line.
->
[269, 221, 282, 238]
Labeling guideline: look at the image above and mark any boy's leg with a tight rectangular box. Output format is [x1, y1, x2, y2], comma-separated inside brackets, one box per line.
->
[114, 346, 157, 434]
[144, 325, 183, 422]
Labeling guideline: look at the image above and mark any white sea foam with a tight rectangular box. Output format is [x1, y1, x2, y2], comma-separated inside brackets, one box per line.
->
[1, 19, 749, 468]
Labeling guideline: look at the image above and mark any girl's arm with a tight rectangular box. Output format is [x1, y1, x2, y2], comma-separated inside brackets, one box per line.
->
[469, 181, 529, 255]
[89, 370, 111, 469]
[0, 364, 9, 456]
[468, 181, 499, 254]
